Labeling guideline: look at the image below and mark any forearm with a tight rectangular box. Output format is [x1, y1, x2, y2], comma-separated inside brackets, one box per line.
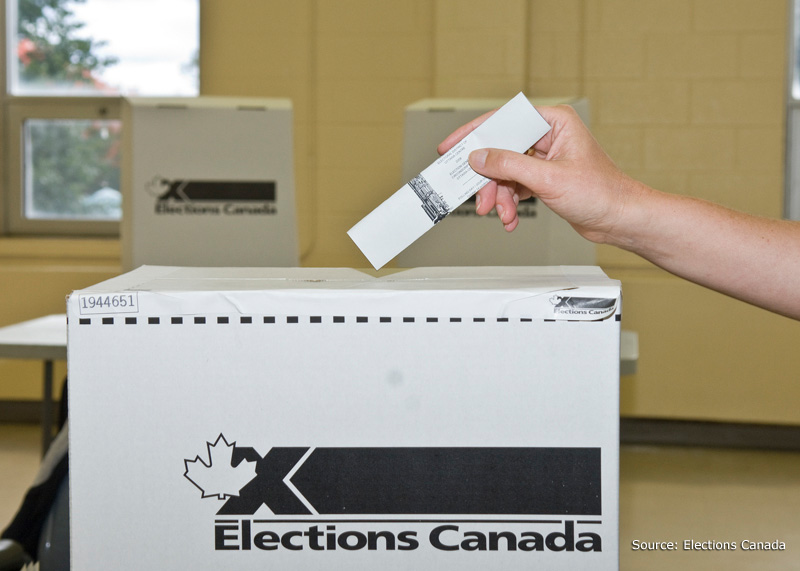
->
[454, 105, 800, 319]
[608, 180, 800, 319]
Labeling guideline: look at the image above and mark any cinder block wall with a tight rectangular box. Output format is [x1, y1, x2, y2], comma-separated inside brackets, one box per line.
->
[3, 0, 797, 425]
[550, 0, 795, 423]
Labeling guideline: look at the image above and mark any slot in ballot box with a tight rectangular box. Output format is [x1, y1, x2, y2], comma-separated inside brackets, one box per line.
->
[397, 97, 595, 268]
[121, 97, 299, 270]
[67, 265, 620, 570]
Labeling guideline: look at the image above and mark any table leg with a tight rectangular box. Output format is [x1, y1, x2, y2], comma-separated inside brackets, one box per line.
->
[42, 360, 54, 456]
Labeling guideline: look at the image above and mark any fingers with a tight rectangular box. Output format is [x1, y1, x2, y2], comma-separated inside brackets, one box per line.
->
[475, 181, 497, 216]
[440, 104, 575, 157]
[437, 109, 497, 155]
[474, 180, 521, 231]
[440, 104, 584, 232]
[469, 148, 543, 191]
[495, 181, 520, 231]
[502, 215, 520, 232]
[470, 147, 553, 232]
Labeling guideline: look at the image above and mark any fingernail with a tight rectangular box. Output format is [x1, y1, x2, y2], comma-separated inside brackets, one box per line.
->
[513, 193, 520, 206]
[475, 194, 481, 212]
[469, 149, 488, 169]
[496, 204, 505, 221]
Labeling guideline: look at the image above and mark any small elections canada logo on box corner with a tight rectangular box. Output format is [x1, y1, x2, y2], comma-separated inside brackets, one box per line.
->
[549, 296, 617, 318]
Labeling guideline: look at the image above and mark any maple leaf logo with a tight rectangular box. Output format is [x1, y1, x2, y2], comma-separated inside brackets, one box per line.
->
[184, 434, 257, 500]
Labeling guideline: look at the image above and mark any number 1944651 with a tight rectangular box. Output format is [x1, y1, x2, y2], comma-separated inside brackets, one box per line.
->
[78, 293, 139, 315]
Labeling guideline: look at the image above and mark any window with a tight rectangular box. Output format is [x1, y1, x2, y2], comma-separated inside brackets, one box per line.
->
[2, 0, 199, 235]
[787, 0, 800, 220]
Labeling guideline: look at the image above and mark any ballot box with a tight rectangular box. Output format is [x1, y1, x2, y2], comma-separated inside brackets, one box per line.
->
[397, 97, 595, 267]
[67, 265, 621, 570]
[121, 97, 298, 270]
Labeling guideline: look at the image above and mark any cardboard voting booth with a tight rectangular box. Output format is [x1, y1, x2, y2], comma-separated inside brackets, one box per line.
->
[121, 97, 298, 270]
[397, 97, 595, 268]
[67, 265, 621, 570]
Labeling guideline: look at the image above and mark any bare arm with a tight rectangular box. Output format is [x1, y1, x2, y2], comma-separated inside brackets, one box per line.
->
[613, 186, 800, 320]
[439, 105, 800, 320]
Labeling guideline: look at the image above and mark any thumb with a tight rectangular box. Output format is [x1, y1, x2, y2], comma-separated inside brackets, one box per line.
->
[469, 148, 550, 189]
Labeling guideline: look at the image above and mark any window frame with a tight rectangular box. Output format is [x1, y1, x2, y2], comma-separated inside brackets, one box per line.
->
[1, 0, 200, 236]
[4, 97, 122, 235]
[787, 0, 800, 221]
[1, 0, 124, 235]
[0, 0, 7, 233]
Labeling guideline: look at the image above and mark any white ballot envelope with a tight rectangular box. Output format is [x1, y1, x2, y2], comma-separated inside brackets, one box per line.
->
[348, 92, 551, 269]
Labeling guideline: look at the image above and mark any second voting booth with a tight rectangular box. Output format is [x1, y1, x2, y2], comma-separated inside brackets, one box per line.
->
[121, 97, 299, 270]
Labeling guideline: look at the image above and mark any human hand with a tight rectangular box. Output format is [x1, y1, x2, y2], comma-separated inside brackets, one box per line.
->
[437, 105, 636, 243]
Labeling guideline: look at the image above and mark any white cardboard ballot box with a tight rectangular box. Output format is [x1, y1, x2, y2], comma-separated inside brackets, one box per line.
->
[397, 97, 595, 267]
[121, 97, 299, 270]
[67, 265, 621, 570]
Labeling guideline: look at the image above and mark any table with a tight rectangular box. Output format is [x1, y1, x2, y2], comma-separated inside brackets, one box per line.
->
[0, 314, 67, 455]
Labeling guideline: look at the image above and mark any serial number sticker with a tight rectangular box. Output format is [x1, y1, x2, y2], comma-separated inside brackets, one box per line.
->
[78, 293, 139, 315]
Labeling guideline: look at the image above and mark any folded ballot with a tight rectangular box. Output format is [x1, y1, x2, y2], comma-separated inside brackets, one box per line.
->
[348, 92, 551, 269]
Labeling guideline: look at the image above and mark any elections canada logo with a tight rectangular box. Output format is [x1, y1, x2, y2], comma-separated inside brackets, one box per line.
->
[183, 434, 605, 555]
[549, 295, 617, 318]
[146, 177, 277, 216]
[184, 434, 258, 500]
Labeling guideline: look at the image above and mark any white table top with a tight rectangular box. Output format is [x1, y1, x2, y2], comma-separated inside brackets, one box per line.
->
[0, 314, 67, 361]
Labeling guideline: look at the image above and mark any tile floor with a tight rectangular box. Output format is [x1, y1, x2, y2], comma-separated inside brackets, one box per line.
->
[1, 422, 799, 570]
[620, 444, 800, 570]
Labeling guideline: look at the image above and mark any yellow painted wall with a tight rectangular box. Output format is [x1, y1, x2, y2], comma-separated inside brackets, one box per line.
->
[0, 238, 120, 399]
[2, 0, 798, 425]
